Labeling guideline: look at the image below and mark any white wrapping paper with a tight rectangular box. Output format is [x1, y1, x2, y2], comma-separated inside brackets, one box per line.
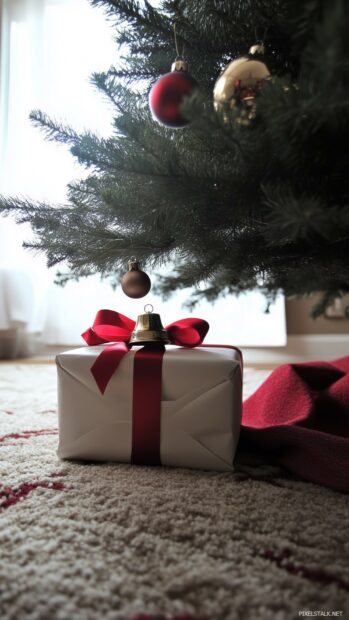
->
[56, 344, 242, 471]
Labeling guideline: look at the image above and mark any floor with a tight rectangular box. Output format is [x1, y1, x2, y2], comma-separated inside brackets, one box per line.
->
[0, 362, 348, 620]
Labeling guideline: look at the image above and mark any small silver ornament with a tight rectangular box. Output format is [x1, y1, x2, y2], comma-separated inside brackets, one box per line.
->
[213, 43, 270, 122]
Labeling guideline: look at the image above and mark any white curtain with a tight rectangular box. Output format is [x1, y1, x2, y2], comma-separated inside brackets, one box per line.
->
[0, 0, 286, 350]
[0, 0, 119, 351]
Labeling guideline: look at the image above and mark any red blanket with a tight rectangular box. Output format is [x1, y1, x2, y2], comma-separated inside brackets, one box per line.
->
[240, 357, 349, 493]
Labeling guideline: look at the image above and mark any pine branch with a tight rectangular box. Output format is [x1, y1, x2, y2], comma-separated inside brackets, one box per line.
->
[29, 110, 81, 144]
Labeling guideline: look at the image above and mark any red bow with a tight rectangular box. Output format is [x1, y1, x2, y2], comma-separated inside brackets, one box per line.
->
[82, 309, 209, 394]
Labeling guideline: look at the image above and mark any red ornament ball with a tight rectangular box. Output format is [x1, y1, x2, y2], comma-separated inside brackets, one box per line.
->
[149, 71, 197, 128]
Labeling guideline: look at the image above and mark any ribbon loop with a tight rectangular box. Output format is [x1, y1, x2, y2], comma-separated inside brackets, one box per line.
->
[166, 317, 209, 347]
[82, 310, 136, 346]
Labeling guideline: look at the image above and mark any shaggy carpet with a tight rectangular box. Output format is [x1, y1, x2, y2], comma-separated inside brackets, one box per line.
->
[0, 363, 348, 620]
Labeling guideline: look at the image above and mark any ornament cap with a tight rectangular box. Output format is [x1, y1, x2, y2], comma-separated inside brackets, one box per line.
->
[130, 305, 170, 345]
[249, 42, 265, 56]
[128, 259, 139, 271]
[171, 57, 188, 72]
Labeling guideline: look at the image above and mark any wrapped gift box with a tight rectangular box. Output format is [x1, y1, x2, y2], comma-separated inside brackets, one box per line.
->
[56, 344, 242, 471]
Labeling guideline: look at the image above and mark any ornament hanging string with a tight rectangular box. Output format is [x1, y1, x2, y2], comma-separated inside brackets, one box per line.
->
[254, 24, 268, 45]
[173, 23, 185, 60]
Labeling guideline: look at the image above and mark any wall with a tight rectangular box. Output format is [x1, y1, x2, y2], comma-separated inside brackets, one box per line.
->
[286, 294, 349, 335]
[241, 295, 349, 364]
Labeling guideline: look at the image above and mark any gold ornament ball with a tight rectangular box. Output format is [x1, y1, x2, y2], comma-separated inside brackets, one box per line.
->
[213, 44, 270, 120]
[121, 261, 151, 299]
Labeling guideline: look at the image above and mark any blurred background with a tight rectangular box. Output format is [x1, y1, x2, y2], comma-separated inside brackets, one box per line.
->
[0, 0, 348, 363]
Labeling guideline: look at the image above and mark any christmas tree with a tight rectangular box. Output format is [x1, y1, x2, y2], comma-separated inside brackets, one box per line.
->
[1, 0, 348, 315]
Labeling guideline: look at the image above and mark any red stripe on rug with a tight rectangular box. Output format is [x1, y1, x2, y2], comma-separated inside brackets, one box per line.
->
[0, 428, 58, 443]
[0, 480, 64, 510]
[261, 548, 349, 591]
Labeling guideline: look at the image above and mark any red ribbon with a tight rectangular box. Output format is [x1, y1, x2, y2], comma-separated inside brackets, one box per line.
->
[82, 310, 209, 466]
[82, 309, 209, 394]
[132, 347, 165, 466]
